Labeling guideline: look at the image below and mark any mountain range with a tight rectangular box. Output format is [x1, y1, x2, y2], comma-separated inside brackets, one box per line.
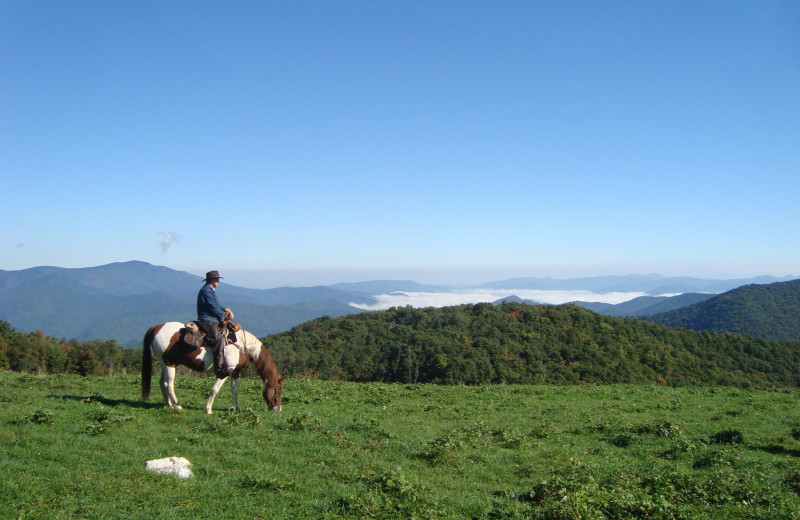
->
[643, 279, 800, 341]
[0, 261, 796, 345]
[0, 262, 370, 345]
[479, 274, 795, 295]
[570, 293, 716, 317]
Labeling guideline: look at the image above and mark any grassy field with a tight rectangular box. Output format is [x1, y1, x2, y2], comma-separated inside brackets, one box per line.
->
[2, 370, 800, 519]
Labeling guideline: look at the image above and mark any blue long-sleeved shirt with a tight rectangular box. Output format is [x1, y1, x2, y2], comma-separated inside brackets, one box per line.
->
[197, 283, 226, 322]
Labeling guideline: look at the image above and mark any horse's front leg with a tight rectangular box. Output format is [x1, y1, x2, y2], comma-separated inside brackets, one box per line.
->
[205, 376, 227, 414]
[231, 377, 240, 412]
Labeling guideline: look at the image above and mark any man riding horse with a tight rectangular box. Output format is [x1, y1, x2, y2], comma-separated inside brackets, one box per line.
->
[197, 270, 234, 378]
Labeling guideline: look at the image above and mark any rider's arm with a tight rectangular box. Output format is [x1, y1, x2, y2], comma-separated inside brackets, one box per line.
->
[198, 285, 227, 322]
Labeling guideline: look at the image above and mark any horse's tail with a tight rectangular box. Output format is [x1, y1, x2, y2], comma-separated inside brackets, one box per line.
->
[141, 325, 157, 401]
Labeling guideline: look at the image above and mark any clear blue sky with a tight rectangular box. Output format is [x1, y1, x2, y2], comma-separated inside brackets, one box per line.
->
[2, 1, 798, 288]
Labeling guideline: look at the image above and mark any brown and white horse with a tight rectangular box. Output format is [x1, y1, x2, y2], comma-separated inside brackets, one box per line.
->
[142, 322, 283, 414]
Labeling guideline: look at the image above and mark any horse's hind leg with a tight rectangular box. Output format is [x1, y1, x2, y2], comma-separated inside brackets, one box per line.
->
[231, 377, 240, 412]
[160, 365, 182, 410]
[205, 377, 227, 414]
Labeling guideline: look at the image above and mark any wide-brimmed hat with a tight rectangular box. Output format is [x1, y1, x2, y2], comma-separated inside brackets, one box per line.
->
[204, 270, 223, 283]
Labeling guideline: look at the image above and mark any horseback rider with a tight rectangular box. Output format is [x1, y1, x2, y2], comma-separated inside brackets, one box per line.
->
[197, 270, 234, 378]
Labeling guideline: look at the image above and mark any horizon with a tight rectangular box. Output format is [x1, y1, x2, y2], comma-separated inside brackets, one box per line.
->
[1, 259, 796, 291]
[2, 2, 798, 281]
[5, 259, 798, 314]
[220, 266, 800, 290]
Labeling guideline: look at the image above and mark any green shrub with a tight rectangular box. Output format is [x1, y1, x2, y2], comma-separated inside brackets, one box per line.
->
[710, 429, 744, 445]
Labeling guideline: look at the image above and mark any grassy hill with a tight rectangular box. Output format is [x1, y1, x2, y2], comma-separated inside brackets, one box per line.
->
[264, 302, 800, 387]
[644, 279, 800, 341]
[4, 372, 800, 519]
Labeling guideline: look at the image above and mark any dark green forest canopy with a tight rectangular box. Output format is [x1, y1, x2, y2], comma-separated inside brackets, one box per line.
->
[3, 299, 799, 388]
[263, 303, 800, 387]
[644, 279, 800, 341]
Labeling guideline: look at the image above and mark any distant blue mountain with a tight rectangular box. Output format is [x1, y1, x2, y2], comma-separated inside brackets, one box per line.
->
[329, 280, 451, 294]
[0, 261, 368, 346]
[493, 292, 717, 317]
[572, 293, 715, 317]
[479, 274, 797, 295]
[0, 260, 377, 305]
[1, 261, 795, 346]
[492, 295, 539, 305]
[0, 261, 202, 298]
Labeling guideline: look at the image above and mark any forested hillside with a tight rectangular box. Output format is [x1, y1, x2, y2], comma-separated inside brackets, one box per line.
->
[264, 302, 800, 387]
[644, 279, 800, 341]
[5, 297, 800, 390]
[0, 321, 139, 375]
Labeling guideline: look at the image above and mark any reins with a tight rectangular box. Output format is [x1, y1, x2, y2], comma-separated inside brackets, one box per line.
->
[220, 321, 248, 357]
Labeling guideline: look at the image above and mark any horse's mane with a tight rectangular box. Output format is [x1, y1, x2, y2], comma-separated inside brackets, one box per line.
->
[254, 339, 280, 383]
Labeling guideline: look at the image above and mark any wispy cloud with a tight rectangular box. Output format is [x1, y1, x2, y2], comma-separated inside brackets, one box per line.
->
[160, 231, 181, 253]
[350, 289, 647, 311]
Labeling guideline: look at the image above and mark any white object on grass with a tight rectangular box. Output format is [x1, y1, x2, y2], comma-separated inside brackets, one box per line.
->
[145, 456, 194, 478]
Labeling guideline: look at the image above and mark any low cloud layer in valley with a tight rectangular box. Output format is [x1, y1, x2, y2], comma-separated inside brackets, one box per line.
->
[350, 289, 650, 311]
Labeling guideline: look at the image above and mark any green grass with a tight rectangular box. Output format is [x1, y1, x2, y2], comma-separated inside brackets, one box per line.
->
[2, 371, 800, 519]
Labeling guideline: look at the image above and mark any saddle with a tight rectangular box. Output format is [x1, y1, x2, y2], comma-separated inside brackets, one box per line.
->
[181, 321, 241, 349]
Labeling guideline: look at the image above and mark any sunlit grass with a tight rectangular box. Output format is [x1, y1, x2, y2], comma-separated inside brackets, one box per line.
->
[2, 371, 800, 519]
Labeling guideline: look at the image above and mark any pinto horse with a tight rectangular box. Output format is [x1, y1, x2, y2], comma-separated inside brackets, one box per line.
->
[142, 322, 283, 414]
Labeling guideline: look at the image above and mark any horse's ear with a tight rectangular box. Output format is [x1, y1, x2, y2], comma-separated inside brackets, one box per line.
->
[279, 376, 286, 384]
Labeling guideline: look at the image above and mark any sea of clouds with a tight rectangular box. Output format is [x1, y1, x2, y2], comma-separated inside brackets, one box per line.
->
[350, 289, 648, 311]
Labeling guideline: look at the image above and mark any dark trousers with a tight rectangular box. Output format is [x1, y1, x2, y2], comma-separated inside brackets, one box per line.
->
[198, 321, 226, 376]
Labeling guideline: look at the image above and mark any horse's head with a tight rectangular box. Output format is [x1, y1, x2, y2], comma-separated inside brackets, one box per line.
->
[263, 376, 284, 412]
[249, 332, 284, 412]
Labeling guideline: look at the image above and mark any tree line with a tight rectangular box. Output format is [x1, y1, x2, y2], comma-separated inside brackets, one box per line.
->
[0, 320, 140, 376]
[645, 279, 800, 341]
[4, 301, 800, 387]
[264, 302, 800, 387]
